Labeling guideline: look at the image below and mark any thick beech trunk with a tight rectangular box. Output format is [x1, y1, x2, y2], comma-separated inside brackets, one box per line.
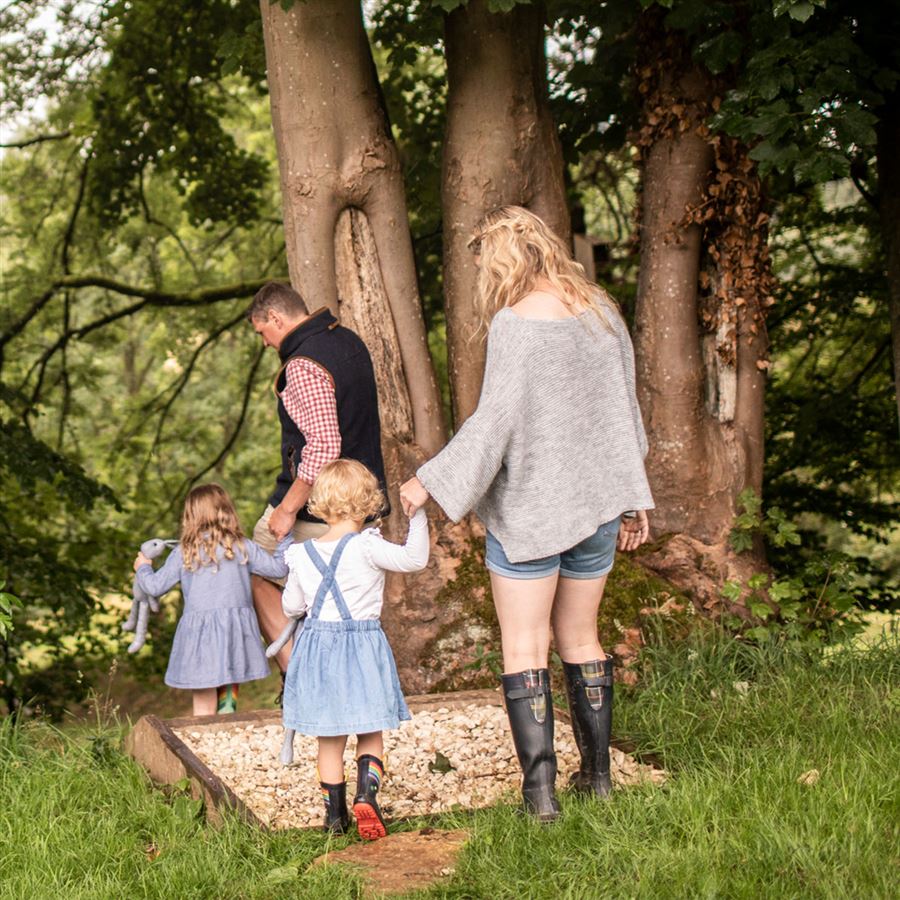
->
[876, 91, 900, 434]
[260, 0, 475, 689]
[634, 68, 770, 608]
[442, 0, 569, 423]
[259, 0, 444, 456]
[333, 208, 476, 689]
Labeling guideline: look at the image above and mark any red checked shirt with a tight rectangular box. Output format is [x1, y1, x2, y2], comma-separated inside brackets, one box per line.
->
[280, 358, 342, 484]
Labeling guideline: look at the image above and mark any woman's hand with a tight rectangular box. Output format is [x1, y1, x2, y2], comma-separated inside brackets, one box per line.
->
[617, 510, 650, 552]
[133, 552, 152, 572]
[399, 476, 430, 517]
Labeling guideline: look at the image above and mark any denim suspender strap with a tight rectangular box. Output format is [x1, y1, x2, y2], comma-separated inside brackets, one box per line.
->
[304, 533, 356, 621]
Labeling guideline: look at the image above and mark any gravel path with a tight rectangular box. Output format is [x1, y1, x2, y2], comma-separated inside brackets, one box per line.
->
[175, 703, 665, 830]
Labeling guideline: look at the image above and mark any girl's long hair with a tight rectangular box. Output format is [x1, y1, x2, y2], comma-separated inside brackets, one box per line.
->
[180, 483, 247, 571]
[469, 205, 620, 332]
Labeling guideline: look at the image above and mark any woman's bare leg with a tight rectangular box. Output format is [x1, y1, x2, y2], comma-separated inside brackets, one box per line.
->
[551, 574, 610, 663]
[490, 571, 558, 672]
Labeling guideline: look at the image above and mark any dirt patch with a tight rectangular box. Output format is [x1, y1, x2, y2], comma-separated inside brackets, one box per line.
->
[312, 827, 469, 896]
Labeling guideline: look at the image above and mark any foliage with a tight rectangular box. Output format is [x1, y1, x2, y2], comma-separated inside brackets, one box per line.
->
[711, 1, 900, 184]
[0, 73, 288, 715]
[0, 583, 21, 640]
[723, 489, 864, 645]
[89, 0, 268, 227]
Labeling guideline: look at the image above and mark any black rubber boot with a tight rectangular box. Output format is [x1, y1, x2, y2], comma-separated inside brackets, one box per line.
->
[352, 754, 387, 841]
[501, 668, 560, 823]
[562, 656, 614, 798]
[320, 781, 350, 834]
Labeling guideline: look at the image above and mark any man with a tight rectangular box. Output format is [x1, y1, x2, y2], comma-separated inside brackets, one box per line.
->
[247, 281, 389, 684]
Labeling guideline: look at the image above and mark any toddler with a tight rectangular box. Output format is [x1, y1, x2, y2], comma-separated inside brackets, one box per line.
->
[134, 483, 290, 715]
[281, 459, 428, 839]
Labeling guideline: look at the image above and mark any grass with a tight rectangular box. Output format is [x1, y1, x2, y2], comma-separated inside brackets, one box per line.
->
[1, 634, 897, 899]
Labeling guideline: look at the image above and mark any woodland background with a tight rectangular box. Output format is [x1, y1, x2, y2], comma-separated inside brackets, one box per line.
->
[1, 0, 898, 718]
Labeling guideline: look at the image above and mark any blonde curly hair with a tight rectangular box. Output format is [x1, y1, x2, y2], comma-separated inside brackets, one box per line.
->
[468, 205, 620, 332]
[180, 483, 247, 571]
[307, 459, 385, 524]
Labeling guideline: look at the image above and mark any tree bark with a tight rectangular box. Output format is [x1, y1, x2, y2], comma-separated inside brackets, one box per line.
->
[259, 0, 481, 691]
[259, 0, 445, 455]
[442, 0, 570, 424]
[334, 208, 477, 690]
[633, 62, 771, 609]
[876, 90, 900, 436]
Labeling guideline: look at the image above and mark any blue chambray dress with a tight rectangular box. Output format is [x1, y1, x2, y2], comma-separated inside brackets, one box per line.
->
[135, 538, 290, 689]
[282, 533, 410, 737]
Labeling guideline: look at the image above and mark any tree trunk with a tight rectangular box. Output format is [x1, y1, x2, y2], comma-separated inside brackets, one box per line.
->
[442, 0, 570, 424]
[633, 58, 771, 609]
[260, 0, 479, 690]
[334, 208, 477, 691]
[259, 0, 444, 456]
[876, 90, 900, 436]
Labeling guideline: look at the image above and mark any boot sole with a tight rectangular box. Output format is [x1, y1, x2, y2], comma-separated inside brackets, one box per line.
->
[352, 801, 386, 841]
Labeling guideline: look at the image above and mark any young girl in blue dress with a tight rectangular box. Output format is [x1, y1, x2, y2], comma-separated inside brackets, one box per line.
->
[133, 483, 291, 716]
[281, 459, 429, 839]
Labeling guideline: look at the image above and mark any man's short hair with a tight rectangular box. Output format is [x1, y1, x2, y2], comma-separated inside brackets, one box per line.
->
[247, 282, 309, 321]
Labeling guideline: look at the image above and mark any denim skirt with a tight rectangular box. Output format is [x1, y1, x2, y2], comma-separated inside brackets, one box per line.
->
[282, 618, 411, 737]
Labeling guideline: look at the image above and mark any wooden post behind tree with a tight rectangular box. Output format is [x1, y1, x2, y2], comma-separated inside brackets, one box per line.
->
[442, 0, 570, 424]
[632, 28, 773, 609]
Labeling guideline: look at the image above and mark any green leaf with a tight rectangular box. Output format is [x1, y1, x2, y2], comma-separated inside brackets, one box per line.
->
[748, 573, 769, 591]
[746, 626, 771, 642]
[737, 488, 762, 516]
[770, 580, 801, 603]
[730, 530, 755, 554]
[749, 601, 773, 619]
[721, 581, 744, 603]
[428, 750, 456, 774]
[697, 31, 744, 75]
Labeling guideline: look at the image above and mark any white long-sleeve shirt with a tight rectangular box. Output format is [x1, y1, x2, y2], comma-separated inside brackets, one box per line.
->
[281, 509, 429, 622]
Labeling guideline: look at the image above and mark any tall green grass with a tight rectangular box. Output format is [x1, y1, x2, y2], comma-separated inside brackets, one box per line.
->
[1, 635, 897, 899]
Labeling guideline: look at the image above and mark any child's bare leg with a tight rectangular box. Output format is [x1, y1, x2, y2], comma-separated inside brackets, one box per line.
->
[192, 689, 217, 716]
[356, 731, 383, 760]
[318, 735, 349, 784]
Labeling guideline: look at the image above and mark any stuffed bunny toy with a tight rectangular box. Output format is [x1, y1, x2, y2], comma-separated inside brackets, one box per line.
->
[267, 616, 304, 765]
[123, 538, 177, 654]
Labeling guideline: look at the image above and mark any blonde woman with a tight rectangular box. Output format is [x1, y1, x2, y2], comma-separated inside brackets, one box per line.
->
[281, 459, 429, 839]
[133, 483, 292, 716]
[400, 206, 653, 822]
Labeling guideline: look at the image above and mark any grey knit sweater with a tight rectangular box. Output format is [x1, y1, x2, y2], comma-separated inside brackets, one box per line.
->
[417, 306, 654, 563]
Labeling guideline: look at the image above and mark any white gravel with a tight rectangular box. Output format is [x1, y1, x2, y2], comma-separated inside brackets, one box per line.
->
[175, 703, 664, 830]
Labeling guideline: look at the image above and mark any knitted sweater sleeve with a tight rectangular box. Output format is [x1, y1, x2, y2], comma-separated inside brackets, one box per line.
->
[417, 312, 525, 522]
[614, 312, 649, 459]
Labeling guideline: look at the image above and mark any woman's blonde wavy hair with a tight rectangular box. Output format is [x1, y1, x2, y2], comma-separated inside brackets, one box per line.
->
[469, 205, 620, 332]
[307, 459, 385, 524]
[180, 483, 248, 571]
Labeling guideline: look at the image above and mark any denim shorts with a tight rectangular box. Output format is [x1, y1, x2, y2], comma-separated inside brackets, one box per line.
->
[485, 516, 621, 581]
